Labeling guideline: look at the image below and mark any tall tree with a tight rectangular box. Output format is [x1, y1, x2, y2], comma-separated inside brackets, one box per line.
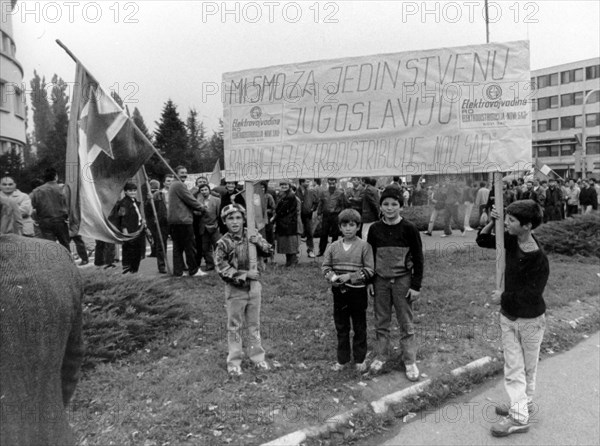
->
[208, 118, 225, 170]
[154, 100, 188, 169]
[44, 75, 70, 177]
[186, 108, 207, 172]
[29, 71, 54, 160]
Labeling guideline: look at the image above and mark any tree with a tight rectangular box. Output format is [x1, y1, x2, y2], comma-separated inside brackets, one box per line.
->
[154, 100, 188, 170]
[43, 75, 70, 177]
[208, 118, 225, 170]
[29, 71, 54, 160]
[186, 108, 207, 172]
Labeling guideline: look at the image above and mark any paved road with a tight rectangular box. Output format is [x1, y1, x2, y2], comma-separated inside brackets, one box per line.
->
[379, 332, 600, 446]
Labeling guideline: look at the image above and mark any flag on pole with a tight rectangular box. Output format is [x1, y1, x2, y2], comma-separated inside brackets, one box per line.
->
[209, 159, 222, 187]
[66, 62, 155, 243]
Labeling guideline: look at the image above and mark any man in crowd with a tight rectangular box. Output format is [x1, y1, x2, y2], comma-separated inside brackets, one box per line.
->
[474, 181, 490, 222]
[145, 177, 171, 273]
[168, 166, 208, 277]
[297, 178, 318, 258]
[196, 183, 221, 271]
[579, 179, 598, 214]
[543, 178, 563, 222]
[565, 178, 580, 217]
[30, 168, 70, 250]
[0, 176, 34, 236]
[361, 177, 380, 239]
[317, 178, 349, 256]
[346, 177, 365, 236]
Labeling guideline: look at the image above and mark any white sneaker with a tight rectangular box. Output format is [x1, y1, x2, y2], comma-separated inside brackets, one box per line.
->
[190, 270, 208, 277]
[369, 359, 385, 373]
[465, 227, 474, 231]
[355, 361, 368, 372]
[331, 362, 346, 371]
[307, 251, 316, 258]
[405, 363, 420, 381]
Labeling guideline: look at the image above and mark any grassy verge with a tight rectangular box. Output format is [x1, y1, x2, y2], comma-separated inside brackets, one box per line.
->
[72, 249, 599, 445]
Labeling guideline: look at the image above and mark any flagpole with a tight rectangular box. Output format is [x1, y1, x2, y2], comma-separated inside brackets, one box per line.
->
[142, 165, 172, 275]
[56, 39, 181, 181]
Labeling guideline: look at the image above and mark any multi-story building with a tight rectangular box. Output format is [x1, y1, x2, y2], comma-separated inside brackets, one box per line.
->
[0, 0, 26, 158]
[532, 58, 600, 179]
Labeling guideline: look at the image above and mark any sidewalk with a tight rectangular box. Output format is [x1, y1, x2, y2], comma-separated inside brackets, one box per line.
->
[381, 332, 600, 445]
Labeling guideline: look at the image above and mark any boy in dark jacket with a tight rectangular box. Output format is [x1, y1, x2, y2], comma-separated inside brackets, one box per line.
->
[112, 182, 145, 273]
[476, 200, 549, 437]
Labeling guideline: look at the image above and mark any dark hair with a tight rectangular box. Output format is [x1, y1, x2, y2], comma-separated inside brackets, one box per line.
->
[313, 178, 322, 186]
[338, 208, 362, 225]
[43, 168, 58, 182]
[505, 200, 543, 229]
[393, 176, 400, 182]
[30, 178, 44, 190]
[480, 181, 486, 188]
[299, 178, 307, 184]
[369, 178, 377, 186]
[198, 183, 211, 192]
[175, 165, 187, 173]
[124, 182, 138, 191]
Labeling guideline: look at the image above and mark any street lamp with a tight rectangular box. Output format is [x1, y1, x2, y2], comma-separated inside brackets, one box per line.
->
[581, 88, 600, 179]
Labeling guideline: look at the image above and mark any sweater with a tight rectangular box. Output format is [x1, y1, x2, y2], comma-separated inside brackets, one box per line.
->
[367, 218, 424, 291]
[321, 238, 374, 287]
[476, 231, 549, 319]
[0, 235, 84, 446]
[167, 180, 205, 225]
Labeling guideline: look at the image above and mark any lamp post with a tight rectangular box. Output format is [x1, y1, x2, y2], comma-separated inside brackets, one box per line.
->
[581, 88, 600, 179]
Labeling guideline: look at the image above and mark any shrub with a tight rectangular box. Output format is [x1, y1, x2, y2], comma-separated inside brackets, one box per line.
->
[82, 271, 190, 369]
[535, 213, 600, 258]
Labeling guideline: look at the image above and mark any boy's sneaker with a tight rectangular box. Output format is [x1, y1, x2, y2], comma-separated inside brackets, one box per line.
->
[405, 363, 420, 382]
[495, 401, 535, 417]
[422, 231, 432, 237]
[440, 233, 451, 238]
[490, 416, 529, 437]
[331, 362, 347, 371]
[355, 361, 368, 372]
[307, 250, 315, 258]
[369, 359, 385, 373]
[227, 365, 243, 376]
[190, 270, 208, 277]
[255, 361, 270, 371]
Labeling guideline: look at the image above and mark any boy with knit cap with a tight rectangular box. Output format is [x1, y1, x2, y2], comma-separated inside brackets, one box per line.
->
[322, 209, 374, 372]
[215, 204, 273, 376]
[367, 186, 424, 381]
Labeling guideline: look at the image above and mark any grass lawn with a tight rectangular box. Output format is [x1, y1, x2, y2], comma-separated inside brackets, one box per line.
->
[73, 249, 599, 445]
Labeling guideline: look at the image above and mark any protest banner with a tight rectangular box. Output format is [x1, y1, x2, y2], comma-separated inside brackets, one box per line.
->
[223, 40, 533, 181]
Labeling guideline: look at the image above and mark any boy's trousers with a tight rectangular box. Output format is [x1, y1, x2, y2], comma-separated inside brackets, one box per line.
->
[373, 274, 416, 364]
[225, 281, 265, 368]
[500, 313, 546, 424]
[332, 286, 368, 364]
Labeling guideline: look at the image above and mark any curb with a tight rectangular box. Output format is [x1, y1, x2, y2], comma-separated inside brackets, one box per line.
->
[261, 356, 493, 446]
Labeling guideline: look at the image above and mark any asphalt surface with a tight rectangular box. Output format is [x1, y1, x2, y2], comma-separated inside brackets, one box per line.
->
[379, 332, 600, 446]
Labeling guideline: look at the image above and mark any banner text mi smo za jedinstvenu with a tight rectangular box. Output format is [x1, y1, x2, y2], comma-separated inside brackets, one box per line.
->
[222, 40, 532, 181]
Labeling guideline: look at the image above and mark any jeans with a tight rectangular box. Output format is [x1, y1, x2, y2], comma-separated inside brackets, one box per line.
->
[301, 212, 314, 252]
[318, 212, 340, 254]
[372, 274, 415, 363]
[500, 313, 546, 424]
[122, 232, 145, 273]
[443, 203, 464, 234]
[225, 281, 265, 368]
[39, 220, 70, 251]
[332, 286, 368, 364]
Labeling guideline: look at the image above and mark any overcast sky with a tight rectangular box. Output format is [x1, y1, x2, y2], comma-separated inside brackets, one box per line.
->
[11, 1, 600, 134]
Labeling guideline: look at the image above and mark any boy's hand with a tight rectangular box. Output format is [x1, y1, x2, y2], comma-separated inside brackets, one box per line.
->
[249, 235, 258, 244]
[246, 270, 260, 280]
[367, 284, 374, 297]
[489, 205, 501, 221]
[337, 273, 352, 284]
[406, 289, 420, 302]
[491, 289, 502, 304]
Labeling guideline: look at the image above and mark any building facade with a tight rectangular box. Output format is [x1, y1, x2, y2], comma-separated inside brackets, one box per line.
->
[0, 0, 26, 158]
[532, 58, 600, 179]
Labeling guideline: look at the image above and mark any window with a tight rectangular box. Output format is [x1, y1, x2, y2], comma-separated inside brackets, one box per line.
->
[575, 115, 583, 128]
[537, 119, 548, 132]
[561, 93, 573, 107]
[14, 88, 24, 117]
[0, 82, 7, 110]
[587, 142, 600, 155]
[585, 90, 600, 104]
[549, 73, 558, 86]
[561, 68, 583, 84]
[549, 145, 560, 157]
[586, 113, 600, 127]
[574, 91, 584, 105]
[549, 118, 559, 131]
[561, 116, 575, 129]
[537, 146, 550, 157]
[561, 144, 574, 156]
[586, 65, 600, 80]
[531, 99, 537, 111]
[531, 121, 536, 133]
[537, 75, 549, 88]
[550, 96, 559, 108]
[574, 68, 583, 82]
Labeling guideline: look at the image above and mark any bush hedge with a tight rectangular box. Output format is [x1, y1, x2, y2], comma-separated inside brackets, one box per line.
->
[535, 213, 600, 258]
[81, 271, 190, 369]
